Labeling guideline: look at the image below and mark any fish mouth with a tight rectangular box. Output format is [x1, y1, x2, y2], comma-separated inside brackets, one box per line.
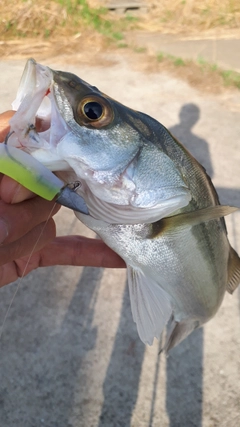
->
[10, 59, 52, 144]
[8, 59, 69, 169]
[5, 59, 90, 213]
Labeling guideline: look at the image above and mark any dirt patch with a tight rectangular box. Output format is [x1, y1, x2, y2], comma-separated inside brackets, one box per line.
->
[136, 53, 229, 94]
[0, 33, 113, 62]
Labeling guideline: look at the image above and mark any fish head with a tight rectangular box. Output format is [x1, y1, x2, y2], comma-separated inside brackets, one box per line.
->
[8, 58, 191, 224]
[9, 59, 143, 171]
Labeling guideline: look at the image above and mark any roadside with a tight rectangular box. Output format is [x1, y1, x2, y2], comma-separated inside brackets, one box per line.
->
[126, 30, 240, 72]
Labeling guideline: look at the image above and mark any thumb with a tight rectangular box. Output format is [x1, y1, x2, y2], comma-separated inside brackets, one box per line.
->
[0, 110, 14, 142]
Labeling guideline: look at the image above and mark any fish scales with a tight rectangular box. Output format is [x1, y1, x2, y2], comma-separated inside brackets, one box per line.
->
[6, 59, 240, 350]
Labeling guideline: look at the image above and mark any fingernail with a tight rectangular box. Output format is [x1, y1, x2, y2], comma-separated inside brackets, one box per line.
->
[0, 219, 8, 244]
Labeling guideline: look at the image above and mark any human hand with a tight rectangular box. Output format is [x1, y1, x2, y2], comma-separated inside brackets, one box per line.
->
[0, 111, 125, 288]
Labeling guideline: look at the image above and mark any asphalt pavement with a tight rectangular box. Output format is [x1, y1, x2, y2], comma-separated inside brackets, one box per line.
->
[0, 51, 239, 427]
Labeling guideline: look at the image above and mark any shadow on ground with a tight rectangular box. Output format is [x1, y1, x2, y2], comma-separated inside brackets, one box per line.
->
[169, 103, 214, 178]
[0, 266, 103, 426]
[98, 282, 145, 427]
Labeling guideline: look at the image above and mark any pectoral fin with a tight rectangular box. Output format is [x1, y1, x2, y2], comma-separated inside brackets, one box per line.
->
[127, 266, 172, 345]
[152, 205, 239, 237]
[227, 247, 240, 294]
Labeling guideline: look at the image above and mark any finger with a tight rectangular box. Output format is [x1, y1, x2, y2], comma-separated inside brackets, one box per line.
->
[0, 219, 56, 286]
[0, 175, 35, 203]
[0, 111, 33, 204]
[0, 110, 14, 141]
[0, 234, 125, 288]
[35, 235, 126, 268]
[0, 218, 56, 267]
[0, 198, 60, 245]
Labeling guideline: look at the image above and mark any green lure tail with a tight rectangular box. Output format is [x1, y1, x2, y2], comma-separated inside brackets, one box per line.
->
[0, 144, 89, 215]
[0, 144, 63, 200]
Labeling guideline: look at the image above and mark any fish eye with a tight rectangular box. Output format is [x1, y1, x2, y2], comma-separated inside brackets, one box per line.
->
[83, 102, 103, 120]
[76, 95, 114, 128]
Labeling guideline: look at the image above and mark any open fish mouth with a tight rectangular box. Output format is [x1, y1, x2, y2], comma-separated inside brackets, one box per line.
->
[10, 59, 53, 147]
[8, 58, 70, 171]
[5, 59, 90, 213]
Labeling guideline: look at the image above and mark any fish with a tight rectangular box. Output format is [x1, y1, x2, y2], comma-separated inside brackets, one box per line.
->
[6, 58, 240, 351]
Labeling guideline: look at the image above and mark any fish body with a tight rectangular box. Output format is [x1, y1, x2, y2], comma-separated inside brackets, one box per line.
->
[7, 59, 240, 349]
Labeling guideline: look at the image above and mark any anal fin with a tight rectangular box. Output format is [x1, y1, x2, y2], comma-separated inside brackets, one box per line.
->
[227, 247, 240, 294]
[127, 266, 172, 345]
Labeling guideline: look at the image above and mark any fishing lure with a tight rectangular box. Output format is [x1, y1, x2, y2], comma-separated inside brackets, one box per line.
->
[0, 142, 89, 215]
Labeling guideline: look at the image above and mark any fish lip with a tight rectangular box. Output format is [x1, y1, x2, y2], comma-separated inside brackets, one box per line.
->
[12, 58, 53, 112]
[8, 59, 54, 149]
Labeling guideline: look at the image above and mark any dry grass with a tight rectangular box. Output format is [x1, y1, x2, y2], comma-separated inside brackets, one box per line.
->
[0, 0, 71, 39]
[0, 0, 123, 40]
[0, 0, 116, 62]
[142, 0, 240, 34]
[1, 0, 240, 41]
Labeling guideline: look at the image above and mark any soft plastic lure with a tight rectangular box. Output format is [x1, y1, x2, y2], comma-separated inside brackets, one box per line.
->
[0, 144, 89, 214]
[0, 144, 63, 199]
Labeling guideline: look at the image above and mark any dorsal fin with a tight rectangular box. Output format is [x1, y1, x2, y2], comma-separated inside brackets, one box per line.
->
[227, 247, 240, 294]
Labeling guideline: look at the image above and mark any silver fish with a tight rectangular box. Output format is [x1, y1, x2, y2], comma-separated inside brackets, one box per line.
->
[7, 59, 240, 350]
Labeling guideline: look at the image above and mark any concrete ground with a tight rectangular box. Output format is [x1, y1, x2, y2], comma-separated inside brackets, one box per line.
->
[0, 48, 239, 427]
[126, 31, 240, 72]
